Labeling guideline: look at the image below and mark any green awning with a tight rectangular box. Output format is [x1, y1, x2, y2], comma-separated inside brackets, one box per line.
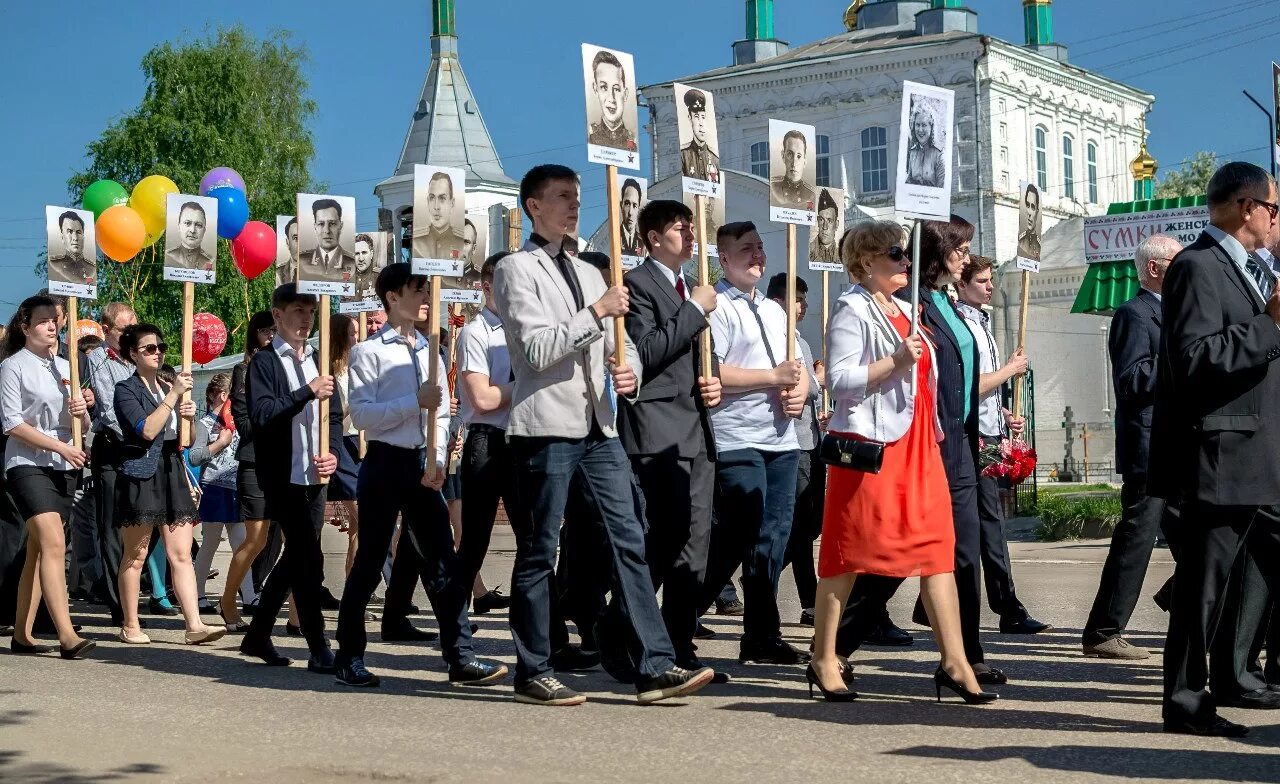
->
[1070, 194, 1207, 315]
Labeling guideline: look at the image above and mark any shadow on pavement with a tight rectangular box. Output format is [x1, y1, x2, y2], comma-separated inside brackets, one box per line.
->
[885, 744, 1280, 782]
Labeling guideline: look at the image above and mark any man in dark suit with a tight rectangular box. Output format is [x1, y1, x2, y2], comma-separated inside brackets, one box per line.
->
[1082, 234, 1182, 660]
[1151, 161, 1280, 737]
[617, 199, 722, 674]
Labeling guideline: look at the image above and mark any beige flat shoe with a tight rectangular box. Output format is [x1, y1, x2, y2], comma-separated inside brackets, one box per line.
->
[185, 626, 227, 645]
[119, 627, 151, 645]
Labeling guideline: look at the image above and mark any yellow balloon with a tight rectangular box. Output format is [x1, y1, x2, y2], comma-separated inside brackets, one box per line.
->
[129, 174, 178, 238]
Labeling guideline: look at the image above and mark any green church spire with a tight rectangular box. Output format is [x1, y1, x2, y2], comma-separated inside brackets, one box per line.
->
[433, 0, 456, 38]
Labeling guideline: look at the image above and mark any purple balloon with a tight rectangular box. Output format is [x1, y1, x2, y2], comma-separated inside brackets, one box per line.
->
[199, 167, 246, 197]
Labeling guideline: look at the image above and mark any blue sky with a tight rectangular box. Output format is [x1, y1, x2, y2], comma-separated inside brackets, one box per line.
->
[1, 0, 1277, 320]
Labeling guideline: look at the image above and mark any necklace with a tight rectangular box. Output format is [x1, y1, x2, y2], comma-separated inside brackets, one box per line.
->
[872, 292, 901, 318]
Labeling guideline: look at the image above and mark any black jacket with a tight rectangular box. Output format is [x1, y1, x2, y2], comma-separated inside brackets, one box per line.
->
[230, 361, 255, 463]
[1150, 231, 1280, 505]
[247, 344, 342, 490]
[616, 260, 716, 459]
[1108, 289, 1161, 477]
[921, 291, 981, 480]
[112, 374, 174, 479]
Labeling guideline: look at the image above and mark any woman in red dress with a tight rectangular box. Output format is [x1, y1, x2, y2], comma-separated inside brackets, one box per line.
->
[806, 221, 995, 704]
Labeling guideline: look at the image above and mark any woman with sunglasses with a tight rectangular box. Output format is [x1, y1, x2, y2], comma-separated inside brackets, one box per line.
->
[1, 295, 95, 658]
[807, 221, 994, 704]
[113, 323, 225, 645]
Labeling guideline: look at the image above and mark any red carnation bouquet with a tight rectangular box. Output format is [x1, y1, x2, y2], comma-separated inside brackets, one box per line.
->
[977, 437, 1037, 485]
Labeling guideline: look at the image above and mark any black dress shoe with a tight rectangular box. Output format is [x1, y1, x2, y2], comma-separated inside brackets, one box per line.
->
[798, 608, 815, 627]
[636, 665, 715, 704]
[677, 656, 729, 684]
[715, 598, 745, 616]
[380, 623, 439, 643]
[449, 660, 509, 685]
[240, 637, 291, 666]
[148, 597, 180, 616]
[865, 621, 914, 647]
[334, 655, 380, 687]
[11, 638, 53, 654]
[1000, 616, 1053, 634]
[472, 589, 511, 615]
[971, 663, 1009, 685]
[1164, 714, 1249, 737]
[693, 623, 716, 640]
[285, 623, 303, 637]
[59, 639, 96, 660]
[0, 625, 15, 636]
[308, 649, 338, 674]
[1218, 688, 1280, 709]
[739, 638, 811, 665]
[550, 644, 600, 672]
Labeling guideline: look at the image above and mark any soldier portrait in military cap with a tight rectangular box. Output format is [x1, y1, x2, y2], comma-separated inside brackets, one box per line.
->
[411, 164, 468, 277]
[275, 215, 299, 287]
[769, 119, 817, 225]
[807, 187, 846, 272]
[674, 83, 721, 198]
[582, 43, 640, 170]
[162, 193, 219, 284]
[339, 231, 391, 313]
[45, 205, 97, 299]
[442, 212, 487, 319]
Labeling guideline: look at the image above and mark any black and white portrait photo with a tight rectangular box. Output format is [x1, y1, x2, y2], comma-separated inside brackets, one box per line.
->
[618, 176, 647, 266]
[769, 119, 817, 225]
[441, 211, 487, 318]
[807, 187, 846, 272]
[163, 193, 219, 284]
[296, 193, 356, 297]
[895, 80, 955, 220]
[674, 83, 720, 198]
[45, 205, 97, 299]
[1273, 62, 1280, 167]
[582, 43, 640, 169]
[1017, 181, 1043, 268]
[339, 230, 390, 313]
[412, 164, 468, 277]
[683, 190, 724, 257]
[275, 215, 298, 287]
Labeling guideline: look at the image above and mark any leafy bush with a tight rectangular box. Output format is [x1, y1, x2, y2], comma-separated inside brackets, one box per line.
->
[1034, 493, 1123, 541]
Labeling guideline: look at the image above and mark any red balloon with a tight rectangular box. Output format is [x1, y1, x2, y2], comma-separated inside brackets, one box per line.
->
[231, 220, 276, 279]
[192, 312, 228, 364]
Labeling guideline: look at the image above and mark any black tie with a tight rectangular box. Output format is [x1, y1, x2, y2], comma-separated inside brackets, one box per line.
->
[1246, 253, 1276, 302]
[556, 253, 585, 312]
[746, 298, 778, 366]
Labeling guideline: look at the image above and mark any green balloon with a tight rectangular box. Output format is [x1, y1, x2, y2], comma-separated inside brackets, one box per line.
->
[82, 179, 129, 219]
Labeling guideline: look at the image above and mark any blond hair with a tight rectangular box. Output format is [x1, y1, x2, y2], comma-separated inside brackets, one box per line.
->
[841, 220, 905, 280]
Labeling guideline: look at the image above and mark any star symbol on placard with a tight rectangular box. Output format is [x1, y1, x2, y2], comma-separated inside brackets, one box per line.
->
[711, 185, 720, 196]
[451, 261, 460, 273]
[627, 153, 636, 164]
[204, 271, 214, 281]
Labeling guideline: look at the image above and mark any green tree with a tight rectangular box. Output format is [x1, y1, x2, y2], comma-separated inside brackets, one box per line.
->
[1153, 151, 1218, 200]
[67, 26, 316, 361]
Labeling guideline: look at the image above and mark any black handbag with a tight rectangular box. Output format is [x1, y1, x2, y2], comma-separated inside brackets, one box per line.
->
[819, 433, 884, 474]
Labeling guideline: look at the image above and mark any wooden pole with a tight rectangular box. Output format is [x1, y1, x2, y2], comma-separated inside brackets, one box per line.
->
[605, 165, 626, 365]
[67, 296, 82, 448]
[820, 270, 830, 414]
[695, 194, 713, 379]
[908, 221, 921, 395]
[507, 207, 523, 252]
[179, 283, 194, 447]
[446, 303, 463, 475]
[785, 223, 797, 362]
[1013, 269, 1031, 418]
[425, 277, 442, 479]
[317, 294, 330, 484]
[1082, 422, 1090, 483]
[357, 315, 367, 459]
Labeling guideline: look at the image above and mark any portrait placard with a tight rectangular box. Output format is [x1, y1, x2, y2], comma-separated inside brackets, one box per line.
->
[1015, 181, 1043, 274]
[684, 191, 725, 258]
[412, 165, 467, 277]
[163, 194, 218, 284]
[442, 209, 488, 319]
[45, 206, 97, 299]
[617, 175, 648, 269]
[296, 193, 356, 296]
[582, 43, 640, 170]
[807, 187, 845, 273]
[338, 230, 391, 314]
[674, 83, 721, 198]
[768, 119, 817, 225]
[895, 81, 955, 220]
[1272, 62, 1280, 168]
[275, 215, 299, 287]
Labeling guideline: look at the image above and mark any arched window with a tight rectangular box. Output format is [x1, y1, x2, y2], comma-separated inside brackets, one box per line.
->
[1034, 126, 1048, 191]
[750, 141, 769, 178]
[815, 134, 832, 187]
[860, 127, 888, 193]
[1086, 142, 1099, 204]
[1062, 134, 1076, 200]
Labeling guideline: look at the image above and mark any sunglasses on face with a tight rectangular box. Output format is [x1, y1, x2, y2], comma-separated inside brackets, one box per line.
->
[886, 246, 906, 262]
[137, 343, 167, 356]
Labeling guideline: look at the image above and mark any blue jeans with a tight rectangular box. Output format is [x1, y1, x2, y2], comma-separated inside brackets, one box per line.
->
[508, 430, 674, 686]
[702, 448, 800, 646]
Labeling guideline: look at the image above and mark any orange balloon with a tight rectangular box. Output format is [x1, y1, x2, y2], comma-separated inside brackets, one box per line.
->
[97, 204, 146, 262]
[75, 319, 104, 340]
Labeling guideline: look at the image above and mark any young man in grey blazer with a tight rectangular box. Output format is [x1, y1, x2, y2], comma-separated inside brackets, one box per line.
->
[493, 164, 714, 706]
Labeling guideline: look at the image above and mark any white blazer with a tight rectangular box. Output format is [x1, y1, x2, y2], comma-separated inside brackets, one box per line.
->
[825, 284, 942, 443]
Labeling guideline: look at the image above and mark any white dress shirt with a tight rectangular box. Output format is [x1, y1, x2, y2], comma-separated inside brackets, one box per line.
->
[271, 336, 321, 485]
[708, 280, 798, 453]
[458, 308, 511, 430]
[347, 324, 450, 470]
[0, 347, 76, 472]
[956, 300, 1005, 437]
[1204, 223, 1267, 301]
[645, 258, 706, 316]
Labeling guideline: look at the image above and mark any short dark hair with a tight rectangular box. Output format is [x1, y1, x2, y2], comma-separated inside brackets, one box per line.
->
[591, 50, 626, 87]
[519, 164, 579, 220]
[577, 251, 611, 271]
[766, 272, 807, 300]
[960, 255, 995, 285]
[1207, 161, 1274, 207]
[354, 233, 373, 248]
[782, 130, 807, 153]
[911, 215, 976, 292]
[119, 322, 164, 361]
[464, 218, 476, 233]
[179, 201, 206, 221]
[311, 198, 343, 219]
[271, 282, 318, 311]
[285, 216, 298, 234]
[638, 200, 693, 252]
[620, 178, 642, 202]
[481, 251, 511, 283]
[57, 211, 84, 232]
[428, 171, 454, 200]
[716, 221, 758, 247]
[375, 262, 428, 311]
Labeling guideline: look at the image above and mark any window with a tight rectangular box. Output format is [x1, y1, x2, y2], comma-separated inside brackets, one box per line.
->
[1034, 126, 1048, 191]
[860, 126, 888, 193]
[750, 141, 768, 178]
[815, 134, 831, 187]
[1062, 134, 1075, 200]
[1087, 142, 1099, 204]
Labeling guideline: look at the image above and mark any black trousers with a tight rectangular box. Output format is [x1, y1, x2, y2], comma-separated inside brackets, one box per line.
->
[252, 522, 285, 595]
[245, 482, 329, 657]
[335, 442, 473, 666]
[1210, 546, 1277, 697]
[1164, 501, 1280, 722]
[0, 485, 54, 630]
[90, 442, 126, 624]
[783, 448, 823, 610]
[632, 447, 715, 661]
[1083, 475, 1175, 645]
[458, 424, 515, 589]
[975, 467, 1027, 621]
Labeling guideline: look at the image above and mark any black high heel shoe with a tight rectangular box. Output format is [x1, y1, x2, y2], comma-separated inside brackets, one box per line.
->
[934, 667, 997, 705]
[806, 663, 858, 702]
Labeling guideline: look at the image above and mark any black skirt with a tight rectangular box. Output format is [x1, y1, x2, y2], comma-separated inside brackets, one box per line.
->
[115, 441, 197, 529]
[327, 435, 361, 502]
[6, 465, 77, 522]
[237, 462, 268, 521]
